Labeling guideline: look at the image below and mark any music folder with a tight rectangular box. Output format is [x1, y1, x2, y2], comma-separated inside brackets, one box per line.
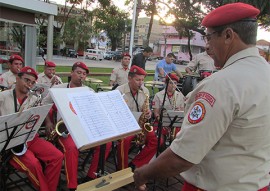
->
[49, 87, 141, 151]
[0, 104, 52, 152]
[162, 110, 184, 127]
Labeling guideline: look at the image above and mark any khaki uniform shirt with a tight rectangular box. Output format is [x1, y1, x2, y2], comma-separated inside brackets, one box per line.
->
[110, 66, 129, 86]
[152, 90, 185, 111]
[187, 52, 216, 72]
[0, 70, 17, 89]
[0, 89, 38, 116]
[37, 72, 62, 85]
[170, 47, 270, 190]
[116, 83, 149, 112]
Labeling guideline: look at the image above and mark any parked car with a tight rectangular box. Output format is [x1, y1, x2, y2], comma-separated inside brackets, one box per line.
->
[113, 51, 123, 61]
[104, 51, 114, 60]
[67, 49, 78, 58]
[85, 49, 104, 61]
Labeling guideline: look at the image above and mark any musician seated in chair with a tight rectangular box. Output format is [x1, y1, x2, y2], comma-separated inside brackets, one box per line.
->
[116, 65, 158, 171]
[185, 47, 216, 76]
[0, 54, 24, 89]
[152, 74, 185, 145]
[42, 62, 112, 190]
[0, 66, 64, 191]
[109, 53, 130, 90]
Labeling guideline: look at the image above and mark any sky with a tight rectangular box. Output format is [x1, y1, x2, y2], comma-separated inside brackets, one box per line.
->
[53, 0, 270, 42]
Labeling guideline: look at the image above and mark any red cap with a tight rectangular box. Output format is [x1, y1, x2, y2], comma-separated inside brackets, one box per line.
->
[122, 52, 131, 58]
[20, 66, 38, 80]
[167, 74, 179, 82]
[45, 61, 56, 67]
[202, 3, 260, 27]
[9, 54, 24, 63]
[129, 65, 147, 76]
[73, 62, 89, 74]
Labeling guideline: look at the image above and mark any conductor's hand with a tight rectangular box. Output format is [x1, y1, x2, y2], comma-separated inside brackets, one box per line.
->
[133, 167, 148, 191]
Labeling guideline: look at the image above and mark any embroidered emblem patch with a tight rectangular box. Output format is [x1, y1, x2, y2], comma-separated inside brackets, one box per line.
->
[152, 101, 155, 106]
[188, 102, 206, 124]
[195, 92, 216, 107]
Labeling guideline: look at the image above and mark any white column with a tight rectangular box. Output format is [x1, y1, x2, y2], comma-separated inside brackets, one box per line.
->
[47, 14, 54, 61]
[25, 26, 37, 69]
[129, 0, 137, 67]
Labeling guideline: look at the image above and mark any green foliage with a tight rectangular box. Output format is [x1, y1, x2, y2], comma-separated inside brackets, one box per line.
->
[93, 5, 130, 50]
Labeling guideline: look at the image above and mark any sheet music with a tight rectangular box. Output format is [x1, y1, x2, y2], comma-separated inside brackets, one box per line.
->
[0, 104, 52, 151]
[50, 87, 141, 149]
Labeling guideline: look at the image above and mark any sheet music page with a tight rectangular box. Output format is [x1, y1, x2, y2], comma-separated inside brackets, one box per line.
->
[68, 91, 117, 142]
[96, 90, 140, 134]
[0, 104, 52, 151]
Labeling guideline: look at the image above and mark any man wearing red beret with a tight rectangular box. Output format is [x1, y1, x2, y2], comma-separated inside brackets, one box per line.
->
[0, 54, 24, 89]
[0, 66, 64, 191]
[37, 61, 62, 87]
[134, 3, 270, 191]
[116, 65, 159, 171]
[109, 52, 130, 89]
[42, 62, 112, 190]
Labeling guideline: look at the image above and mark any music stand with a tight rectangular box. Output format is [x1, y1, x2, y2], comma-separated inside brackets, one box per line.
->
[0, 105, 52, 190]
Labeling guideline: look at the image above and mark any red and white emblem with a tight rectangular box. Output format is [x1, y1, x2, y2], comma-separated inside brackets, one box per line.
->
[188, 102, 206, 124]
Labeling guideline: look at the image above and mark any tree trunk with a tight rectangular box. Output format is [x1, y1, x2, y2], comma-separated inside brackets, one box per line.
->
[145, 0, 156, 47]
[186, 28, 192, 61]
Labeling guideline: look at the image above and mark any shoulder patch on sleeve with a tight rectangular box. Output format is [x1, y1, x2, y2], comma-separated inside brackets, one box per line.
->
[188, 101, 206, 124]
[195, 92, 216, 107]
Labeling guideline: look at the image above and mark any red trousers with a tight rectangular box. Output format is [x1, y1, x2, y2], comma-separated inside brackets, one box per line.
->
[182, 181, 269, 191]
[117, 131, 159, 170]
[87, 142, 112, 179]
[10, 135, 63, 191]
[58, 135, 79, 189]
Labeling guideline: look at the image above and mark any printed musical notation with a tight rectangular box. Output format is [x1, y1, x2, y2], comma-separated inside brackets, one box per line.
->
[50, 87, 140, 150]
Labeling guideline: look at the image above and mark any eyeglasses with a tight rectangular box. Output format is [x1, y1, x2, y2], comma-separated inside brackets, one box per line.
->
[201, 31, 219, 43]
[20, 77, 36, 85]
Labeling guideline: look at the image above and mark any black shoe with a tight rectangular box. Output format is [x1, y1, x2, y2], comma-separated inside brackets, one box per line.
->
[69, 189, 76, 191]
[128, 162, 136, 172]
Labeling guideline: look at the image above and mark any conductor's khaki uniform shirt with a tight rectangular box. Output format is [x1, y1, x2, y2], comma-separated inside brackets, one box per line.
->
[170, 47, 270, 190]
[187, 52, 216, 72]
[0, 70, 16, 89]
[0, 89, 38, 115]
[152, 90, 185, 111]
[116, 83, 149, 112]
[37, 72, 62, 85]
[110, 66, 129, 86]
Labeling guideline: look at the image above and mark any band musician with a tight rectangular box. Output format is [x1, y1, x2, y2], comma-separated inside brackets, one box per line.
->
[37, 61, 62, 88]
[152, 74, 185, 142]
[109, 52, 130, 89]
[42, 62, 112, 190]
[116, 65, 158, 171]
[0, 54, 24, 89]
[0, 66, 63, 191]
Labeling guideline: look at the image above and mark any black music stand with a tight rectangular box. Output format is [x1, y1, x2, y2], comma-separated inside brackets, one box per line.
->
[0, 118, 40, 191]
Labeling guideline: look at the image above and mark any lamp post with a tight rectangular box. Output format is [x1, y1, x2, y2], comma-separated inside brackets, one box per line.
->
[163, 25, 169, 57]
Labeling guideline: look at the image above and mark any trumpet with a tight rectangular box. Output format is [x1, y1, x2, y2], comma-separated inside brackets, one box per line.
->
[47, 120, 69, 142]
[11, 143, 27, 156]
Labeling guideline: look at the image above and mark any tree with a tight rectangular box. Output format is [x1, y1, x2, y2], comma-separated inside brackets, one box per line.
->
[93, 5, 130, 51]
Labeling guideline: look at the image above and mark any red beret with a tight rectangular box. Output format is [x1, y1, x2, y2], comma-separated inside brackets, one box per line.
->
[9, 54, 24, 63]
[202, 3, 260, 27]
[45, 61, 56, 67]
[129, 65, 147, 76]
[122, 52, 131, 58]
[20, 66, 38, 80]
[73, 62, 89, 74]
[167, 74, 179, 82]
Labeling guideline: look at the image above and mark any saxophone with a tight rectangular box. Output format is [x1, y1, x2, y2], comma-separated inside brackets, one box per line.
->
[134, 90, 153, 146]
[47, 120, 69, 142]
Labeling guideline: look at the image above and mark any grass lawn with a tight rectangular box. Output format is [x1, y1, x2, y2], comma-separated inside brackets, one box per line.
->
[37, 65, 158, 93]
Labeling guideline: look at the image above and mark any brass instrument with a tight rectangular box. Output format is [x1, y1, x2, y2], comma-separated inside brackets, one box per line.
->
[47, 120, 69, 142]
[11, 143, 27, 156]
[134, 90, 153, 146]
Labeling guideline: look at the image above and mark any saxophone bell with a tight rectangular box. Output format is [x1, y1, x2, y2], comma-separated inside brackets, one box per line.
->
[11, 143, 27, 156]
[47, 120, 69, 142]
